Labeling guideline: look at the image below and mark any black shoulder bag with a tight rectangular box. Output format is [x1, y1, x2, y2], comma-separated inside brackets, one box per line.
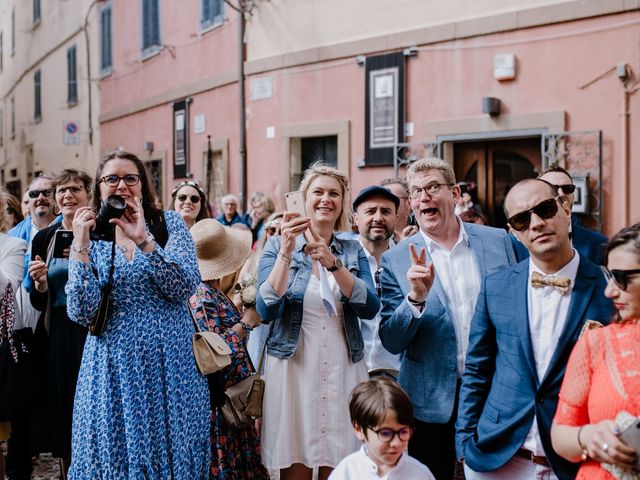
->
[89, 212, 169, 336]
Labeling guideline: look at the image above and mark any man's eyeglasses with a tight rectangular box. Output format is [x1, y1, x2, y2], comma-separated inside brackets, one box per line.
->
[602, 267, 640, 291]
[369, 426, 414, 443]
[100, 174, 141, 187]
[28, 188, 51, 199]
[548, 183, 576, 195]
[408, 183, 453, 199]
[507, 197, 559, 232]
[176, 194, 200, 204]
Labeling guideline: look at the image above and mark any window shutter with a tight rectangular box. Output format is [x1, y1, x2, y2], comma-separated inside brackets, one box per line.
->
[142, 0, 160, 50]
[34, 70, 41, 121]
[213, 0, 223, 24]
[201, 0, 211, 30]
[67, 46, 77, 103]
[100, 7, 112, 71]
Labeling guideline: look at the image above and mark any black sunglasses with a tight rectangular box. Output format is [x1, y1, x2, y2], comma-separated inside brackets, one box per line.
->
[28, 188, 51, 199]
[507, 197, 559, 232]
[548, 183, 576, 195]
[602, 267, 640, 291]
[177, 194, 200, 204]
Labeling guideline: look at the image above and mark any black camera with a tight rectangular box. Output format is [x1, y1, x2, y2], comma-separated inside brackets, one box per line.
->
[90, 195, 126, 242]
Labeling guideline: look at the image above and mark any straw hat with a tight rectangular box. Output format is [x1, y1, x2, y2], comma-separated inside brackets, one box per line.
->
[190, 218, 252, 281]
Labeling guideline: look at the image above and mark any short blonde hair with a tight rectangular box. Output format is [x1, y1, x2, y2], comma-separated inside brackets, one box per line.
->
[299, 163, 350, 232]
[406, 157, 456, 187]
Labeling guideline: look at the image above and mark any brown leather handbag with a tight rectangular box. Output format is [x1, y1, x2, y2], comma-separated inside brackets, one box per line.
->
[189, 304, 232, 375]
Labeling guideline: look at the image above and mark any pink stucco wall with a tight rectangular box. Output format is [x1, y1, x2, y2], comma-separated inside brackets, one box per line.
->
[101, 3, 640, 235]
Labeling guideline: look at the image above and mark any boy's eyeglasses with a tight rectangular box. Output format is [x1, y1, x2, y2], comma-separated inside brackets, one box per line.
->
[507, 197, 559, 232]
[370, 426, 414, 443]
[602, 267, 640, 291]
[100, 174, 141, 187]
[177, 194, 200, 204]
[28, 188, 51, 199]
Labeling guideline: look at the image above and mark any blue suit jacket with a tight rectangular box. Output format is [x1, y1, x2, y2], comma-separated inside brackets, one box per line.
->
[378, 223, 516, 423]
[455, 256, 613, 480]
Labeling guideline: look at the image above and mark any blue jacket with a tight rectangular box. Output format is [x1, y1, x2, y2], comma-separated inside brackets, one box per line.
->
[9, 215, 61, 289]
[378, 223, 516, 423]
[512, 216, 608, 265]
[455, 256, 613, 480]
[256, 234, 380, 363]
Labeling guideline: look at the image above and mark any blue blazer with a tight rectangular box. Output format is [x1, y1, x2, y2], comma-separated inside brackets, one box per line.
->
[378, 223, 516, 423]
[455, 256, 613, 480]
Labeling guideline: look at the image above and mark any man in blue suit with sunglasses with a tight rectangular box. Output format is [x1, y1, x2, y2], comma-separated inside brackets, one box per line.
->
[456, 178, 613, 480]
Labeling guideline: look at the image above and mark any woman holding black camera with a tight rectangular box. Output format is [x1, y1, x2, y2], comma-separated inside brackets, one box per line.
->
[27, 169, 92, 478]
[65, 151, 209, 479]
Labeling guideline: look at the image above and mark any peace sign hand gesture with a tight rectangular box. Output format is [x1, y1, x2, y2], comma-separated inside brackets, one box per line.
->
[407, 243, 435, 303]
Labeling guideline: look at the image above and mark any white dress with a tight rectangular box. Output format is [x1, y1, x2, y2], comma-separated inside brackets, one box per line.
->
[261, 272, 368, 469]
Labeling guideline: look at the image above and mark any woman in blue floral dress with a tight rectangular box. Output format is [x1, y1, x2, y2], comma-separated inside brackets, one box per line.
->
[189, 219, 270, 480]
[65, 151, 210, 479]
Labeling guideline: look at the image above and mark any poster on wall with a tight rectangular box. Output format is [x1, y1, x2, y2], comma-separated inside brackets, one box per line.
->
[364, 52, 405, 166]
[173, 99, 189, 178]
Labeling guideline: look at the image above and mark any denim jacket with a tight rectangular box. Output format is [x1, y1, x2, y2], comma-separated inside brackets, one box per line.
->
[256, 234, 380, 363]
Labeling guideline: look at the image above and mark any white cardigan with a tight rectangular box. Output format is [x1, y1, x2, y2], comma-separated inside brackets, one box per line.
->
[0, 233, 27, 303]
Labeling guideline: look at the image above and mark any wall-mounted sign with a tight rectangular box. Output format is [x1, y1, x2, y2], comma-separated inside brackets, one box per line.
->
[194, 114, 206, 134]
[173, 100, 189, 178]
[64, 121, 80, 145]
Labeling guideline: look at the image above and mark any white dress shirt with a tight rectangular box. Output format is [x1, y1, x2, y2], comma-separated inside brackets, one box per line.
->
[357, 239, 401, 373]
[418, 220, 482, 375]
[522, 250, 580, 455]
[328, 445, 435, 480]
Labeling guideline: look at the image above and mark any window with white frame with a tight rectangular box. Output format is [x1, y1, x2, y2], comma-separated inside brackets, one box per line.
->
[34, 70, 41, 122]
[100, 3, 112, 74]
[141, 0, 160, 56]
[200, 0, 224, 31]
[67, 46, 78, 104]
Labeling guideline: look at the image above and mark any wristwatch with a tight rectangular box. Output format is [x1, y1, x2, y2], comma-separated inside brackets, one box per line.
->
[327, 257, 343, 272]
[136, 233, 155, 250]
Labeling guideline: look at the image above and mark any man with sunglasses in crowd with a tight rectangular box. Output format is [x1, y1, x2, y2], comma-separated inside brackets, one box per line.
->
[7, 175, 60, 480]
[456, 178, 613, 480]
[378, 158, 516, 480]
[512, 164, 608, 265]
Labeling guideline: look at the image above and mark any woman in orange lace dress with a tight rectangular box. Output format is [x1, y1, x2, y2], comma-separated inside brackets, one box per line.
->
[551, 223, 640, 479]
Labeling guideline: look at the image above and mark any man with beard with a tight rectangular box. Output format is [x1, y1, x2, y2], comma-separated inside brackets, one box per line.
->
[7, 175, 58, 480]
[380, 177, 418, 243]
[378, 158, 516, 480]
[352, 186, 401, 377]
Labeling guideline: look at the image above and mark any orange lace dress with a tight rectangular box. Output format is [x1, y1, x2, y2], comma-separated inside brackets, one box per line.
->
[554, 322, 640, 479]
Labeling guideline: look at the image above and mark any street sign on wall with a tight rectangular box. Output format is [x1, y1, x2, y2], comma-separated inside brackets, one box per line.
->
[64, 121, 80, 145]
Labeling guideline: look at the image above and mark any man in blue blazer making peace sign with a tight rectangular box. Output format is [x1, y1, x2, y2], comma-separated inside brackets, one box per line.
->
[378, 158, 516, 479]
[456, 179, 613, 480]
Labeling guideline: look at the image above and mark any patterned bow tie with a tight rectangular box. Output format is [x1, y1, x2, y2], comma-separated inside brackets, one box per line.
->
[531, 271, 571, 295]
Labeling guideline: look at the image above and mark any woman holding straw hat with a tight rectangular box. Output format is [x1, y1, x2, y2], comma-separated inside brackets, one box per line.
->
[189, 218, 270, 480]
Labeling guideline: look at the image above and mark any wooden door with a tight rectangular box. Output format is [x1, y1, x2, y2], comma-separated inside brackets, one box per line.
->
[453, 138, 541, 228]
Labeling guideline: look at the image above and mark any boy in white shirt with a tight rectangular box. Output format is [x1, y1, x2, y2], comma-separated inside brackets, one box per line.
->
[329, 377, 435, 480]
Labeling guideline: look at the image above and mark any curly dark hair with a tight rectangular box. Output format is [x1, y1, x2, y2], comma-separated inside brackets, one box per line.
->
[92, 151, 163, 225]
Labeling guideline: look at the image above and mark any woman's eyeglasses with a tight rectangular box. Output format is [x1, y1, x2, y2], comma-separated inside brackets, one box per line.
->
[369, 426, 414, 443]
[507, 197, 559, 232]
[602, 267, 640, 291]
[100, 174, 141, 187]
[177, 194, 200, 204]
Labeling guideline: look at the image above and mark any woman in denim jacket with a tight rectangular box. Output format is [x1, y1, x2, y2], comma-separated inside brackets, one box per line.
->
[256, 164, 380, 480]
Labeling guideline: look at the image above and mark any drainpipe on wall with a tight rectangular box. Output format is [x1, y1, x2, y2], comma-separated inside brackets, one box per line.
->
[621, 89, 629, 226]
[83, 0, 106, 147]
[238, 5, 247, 211]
